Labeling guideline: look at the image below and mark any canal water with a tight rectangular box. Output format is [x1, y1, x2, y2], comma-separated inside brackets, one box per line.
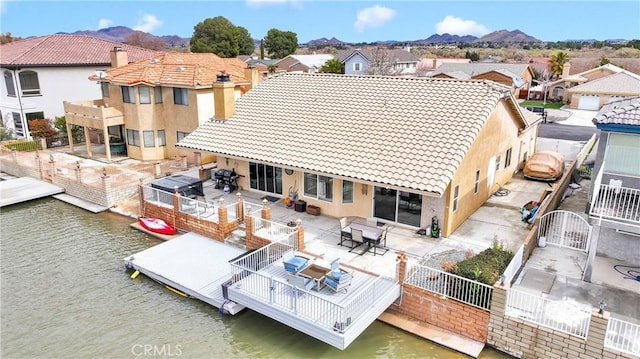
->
[1, 198, 512, 358]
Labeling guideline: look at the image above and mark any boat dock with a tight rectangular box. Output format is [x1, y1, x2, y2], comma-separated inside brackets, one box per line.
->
[0, 176, 64, 207]
[124, 232, 247, 315]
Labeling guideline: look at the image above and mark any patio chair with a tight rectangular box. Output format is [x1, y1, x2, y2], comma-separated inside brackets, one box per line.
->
[348, 228, 365, 252]
[366, 217, 378, 228]
[325, 270, 353, 293]
[369, 227, 389, 256]
[282, 251, 310, 274]
[287, 274, 314, 295]
[339, 217, 351, 246]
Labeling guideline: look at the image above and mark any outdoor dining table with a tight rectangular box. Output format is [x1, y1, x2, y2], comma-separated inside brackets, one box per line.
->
[340, 223, 383, 254]
[298, 263, 331, 291]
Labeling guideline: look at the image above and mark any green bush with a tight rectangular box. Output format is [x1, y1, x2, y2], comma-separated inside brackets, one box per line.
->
[450, 241, 513, 285]
[2, 139, 42, 152]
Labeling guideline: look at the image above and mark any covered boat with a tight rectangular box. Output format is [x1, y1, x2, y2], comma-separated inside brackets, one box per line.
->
[139, 217, 177, 235]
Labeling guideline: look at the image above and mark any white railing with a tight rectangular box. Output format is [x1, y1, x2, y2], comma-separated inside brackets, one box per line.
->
[506, 289, 591, 339]
[538, 210, 591, 252]
[230, 240, 297, 275]
[605, 317, 640, 357]
[405, 262, 493, 310]
[243, 200, 264, 216]
[252, 216, 298, 242]
[590, 184, 640, 225]
[178, 197, 218, 221]
[142, 186, 174, 208]
[225, 201, 238, 221]
[501, 244, 524, 285]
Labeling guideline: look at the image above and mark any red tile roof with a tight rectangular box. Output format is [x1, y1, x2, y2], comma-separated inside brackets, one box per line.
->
[0, 34, 159, 67]
[95, 52, 249, 87]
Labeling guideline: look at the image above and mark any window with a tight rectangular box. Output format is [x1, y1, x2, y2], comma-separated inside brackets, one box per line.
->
[121, 86, 135, 103]
[19, 71, 40, 96]
[4, 71, 16, 96]
[143, 130, 155, 147]
[354, 63, 361, 71]
[126, 129, 140, 146]
[173, 87, 188, 105]
[495, 155, 501, 171]
[176, 131, 189, 142]
[139, 87, 151, 104]
[157, 130, 166, 146]
[304, 173, 333, 202]
[249, 163, 283, 194]
[474, 170, 480, 194]
[604, 133, 640, 176]
[342, 180, 354, 204]
[100, 82, 110, 97]
[505, 148, 512, 168]
[453, 185, 460, 212]
[12, 112, 24, 136]
[154, 86, 163, 103]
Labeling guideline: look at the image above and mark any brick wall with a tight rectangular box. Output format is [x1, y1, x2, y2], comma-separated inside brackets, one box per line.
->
[487, 285, 636, 359]
[390, 284, 490, 342]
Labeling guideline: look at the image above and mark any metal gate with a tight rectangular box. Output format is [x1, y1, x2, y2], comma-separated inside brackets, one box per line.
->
[538, 210, 592, 252]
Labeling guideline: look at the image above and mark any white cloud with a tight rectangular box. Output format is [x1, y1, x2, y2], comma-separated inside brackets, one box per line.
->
[98, 18, 113, 30]
[133, 13, 163, 33]
[435, 15, 491, 37]
[245, 0, 300, 8]
[0, 0, 6, 16]
[354, 5, 396, 33]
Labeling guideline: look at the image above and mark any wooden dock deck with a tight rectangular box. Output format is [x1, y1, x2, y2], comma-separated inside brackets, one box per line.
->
[124, 232, 248, 315]
[0, 176, 64, 207]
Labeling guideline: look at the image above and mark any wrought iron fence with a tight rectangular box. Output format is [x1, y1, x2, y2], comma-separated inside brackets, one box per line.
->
[505, 289, 591, 339]
[405, 262, 493, 310]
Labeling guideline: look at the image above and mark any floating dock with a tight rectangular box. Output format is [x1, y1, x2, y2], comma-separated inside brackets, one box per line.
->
[124, 232, 247, 315]
[0, 176, 64, 207]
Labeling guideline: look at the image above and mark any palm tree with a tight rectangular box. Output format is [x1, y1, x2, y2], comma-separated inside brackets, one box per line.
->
[550, 51, 569, 78]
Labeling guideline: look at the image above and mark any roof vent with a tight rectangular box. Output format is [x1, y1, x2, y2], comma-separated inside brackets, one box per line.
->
[177, 66, 186, 72]
[150, 58, 160, 64]
[114, 46, 123, 52]
[217, 72, 231, 82]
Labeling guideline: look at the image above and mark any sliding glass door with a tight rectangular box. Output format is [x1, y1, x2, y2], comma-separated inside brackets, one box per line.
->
[373, 187, 422, 227]
[249, 162, 283, 194]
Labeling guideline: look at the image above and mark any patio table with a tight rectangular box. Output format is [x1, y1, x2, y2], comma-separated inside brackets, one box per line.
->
[298, 263, 331, 291]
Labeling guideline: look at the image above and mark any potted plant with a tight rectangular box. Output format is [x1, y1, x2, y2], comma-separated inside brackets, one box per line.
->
[306, 204, 321, 216]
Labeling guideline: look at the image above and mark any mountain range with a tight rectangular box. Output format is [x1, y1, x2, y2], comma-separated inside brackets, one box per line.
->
[62, 26, 619, 49]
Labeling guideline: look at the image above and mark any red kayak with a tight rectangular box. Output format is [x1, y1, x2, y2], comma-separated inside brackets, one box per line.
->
[139, 217, 177, 235]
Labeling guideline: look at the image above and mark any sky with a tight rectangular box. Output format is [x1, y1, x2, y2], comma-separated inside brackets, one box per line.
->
[1, 0, 639, 43]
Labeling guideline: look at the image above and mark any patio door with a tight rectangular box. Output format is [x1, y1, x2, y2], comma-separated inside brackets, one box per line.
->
[249, 162, 283, 194]
[373, 187, 422, 227]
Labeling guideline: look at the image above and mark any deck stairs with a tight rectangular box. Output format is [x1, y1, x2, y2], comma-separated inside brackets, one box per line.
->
[226, 225, 247, 248]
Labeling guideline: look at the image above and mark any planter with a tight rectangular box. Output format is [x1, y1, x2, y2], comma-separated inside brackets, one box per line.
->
[306, 205, 321, 216]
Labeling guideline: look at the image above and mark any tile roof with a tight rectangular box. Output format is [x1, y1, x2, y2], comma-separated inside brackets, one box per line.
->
[337, 48, 420, 64]
[594, 97, 640, 126]
[0, 34, 159, 67]
[92, 52, 249, 87]
[568, 72, 640, 95]
[431, 63, 531, 78]
[277, 54, 334, 68]
[178, 73, 522, 195]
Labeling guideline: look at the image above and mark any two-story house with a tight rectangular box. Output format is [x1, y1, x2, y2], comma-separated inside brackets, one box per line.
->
[273, 54, 334, 73]
[63, 50, 259, 162]
[337, 48, 420, 76]
[584, 97, 640, 281]
[178, 73, 542, 237]
[0, 34, 158, 139]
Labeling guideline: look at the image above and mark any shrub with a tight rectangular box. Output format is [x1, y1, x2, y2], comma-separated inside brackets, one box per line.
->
[448, 241, 513, 285]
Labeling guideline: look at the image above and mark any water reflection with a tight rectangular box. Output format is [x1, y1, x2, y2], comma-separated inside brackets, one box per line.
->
[1, 198, 510, 358]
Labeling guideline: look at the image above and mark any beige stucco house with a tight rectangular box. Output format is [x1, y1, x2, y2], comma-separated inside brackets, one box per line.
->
[430, 63, 534, 98]
[63, 49, 259, 162]
[178, 73, 542, 236]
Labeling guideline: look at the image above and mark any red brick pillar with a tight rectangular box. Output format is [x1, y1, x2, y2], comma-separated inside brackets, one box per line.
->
[396, 252, 408, 284]
[49, 154, 55, 179]
[296, 221, 305, 251]
[261, 198, 271, 220]
[218, 198, 228, 238]
[194, 152, 202, 167]
[35, 152, 43, 179]
[39, 137, 47, 150]
[236, 192, 244, 222]
[138, 179, 145, 218]
[245, 215, 255, 250]
[180, 155, 188, 170]
[154, 162, 162, 178]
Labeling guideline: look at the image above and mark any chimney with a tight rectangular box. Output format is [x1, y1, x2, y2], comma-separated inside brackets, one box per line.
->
[432, 58, 437, 69]
[110, 46, 128, 68]
[213, 71, 235, 120]
[561, 62, 571, 78]
[244, 66, 260, 90]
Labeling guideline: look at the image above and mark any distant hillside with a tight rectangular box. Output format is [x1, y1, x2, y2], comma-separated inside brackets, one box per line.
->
[473, 29, 542, 43]
[419, 33, 478, 44]
[306, 37, 347, 48]
[58, 26, 190, 48]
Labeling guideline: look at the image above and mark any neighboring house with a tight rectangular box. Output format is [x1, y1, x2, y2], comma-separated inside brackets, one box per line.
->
[63, 51, 258, 162]
[416, 57, 471, 74]
[0, 34, 159, 139]
[584, 97, 640, 281]
[178, 73, 542, 237]
[336, 48, 420, 75]
[430, 63, 534, 98]
[274, 54, 334, 73]
[547, 63, 640, 108]
[239, 56, 279, 78]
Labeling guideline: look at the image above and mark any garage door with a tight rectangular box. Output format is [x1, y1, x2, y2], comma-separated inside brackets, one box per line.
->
[578, 94, 600, 110]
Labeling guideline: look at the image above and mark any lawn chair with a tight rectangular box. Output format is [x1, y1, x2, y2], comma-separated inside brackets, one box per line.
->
[325, 270, 353, 293]
[282, 251, 310, 274]
[287, 274, 314, 296]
